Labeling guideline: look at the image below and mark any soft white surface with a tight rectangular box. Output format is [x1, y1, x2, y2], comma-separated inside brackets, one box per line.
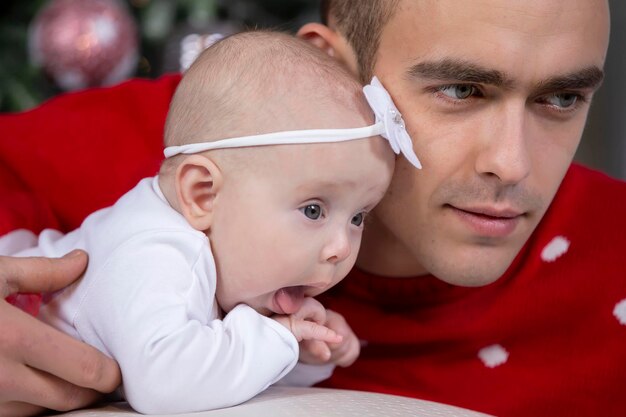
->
[57, 387, 495, 417]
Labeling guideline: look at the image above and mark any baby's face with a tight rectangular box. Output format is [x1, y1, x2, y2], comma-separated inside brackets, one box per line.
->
[209, 136, 395, 316]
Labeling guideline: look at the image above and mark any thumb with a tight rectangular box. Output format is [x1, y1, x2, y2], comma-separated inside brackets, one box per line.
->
[0, 250, 88, 297]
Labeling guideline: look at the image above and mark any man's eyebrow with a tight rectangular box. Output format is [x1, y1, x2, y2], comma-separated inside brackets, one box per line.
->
[535, 66, 605, 93]
[407, 59, 513, 87]
[407, 60, 605, 93]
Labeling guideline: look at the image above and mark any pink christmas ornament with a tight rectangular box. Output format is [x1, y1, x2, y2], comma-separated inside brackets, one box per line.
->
[29, 0, 138, 91]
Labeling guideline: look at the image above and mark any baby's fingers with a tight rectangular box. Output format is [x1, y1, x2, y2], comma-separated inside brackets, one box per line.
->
[331, 334, 361, 367]
[300, 339, 331, 363]
[291, 318, 343, 344]
[291, 297, 326, 325]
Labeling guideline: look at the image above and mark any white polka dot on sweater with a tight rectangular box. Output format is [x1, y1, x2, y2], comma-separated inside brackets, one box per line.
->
[478, 344, 509, 368]
[541, 236, 570, 262]
[613, 299, 626, 326]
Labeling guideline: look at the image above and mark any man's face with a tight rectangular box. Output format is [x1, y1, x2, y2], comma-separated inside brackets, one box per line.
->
[355, 0, 610, 285]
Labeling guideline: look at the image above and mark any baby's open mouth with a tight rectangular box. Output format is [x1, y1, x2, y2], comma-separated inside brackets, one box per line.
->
[273, 286, 305, 315]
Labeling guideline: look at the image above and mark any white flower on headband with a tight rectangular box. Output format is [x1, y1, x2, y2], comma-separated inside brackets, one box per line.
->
[363, 77, 422, 169]
[164, 76, 423, 171]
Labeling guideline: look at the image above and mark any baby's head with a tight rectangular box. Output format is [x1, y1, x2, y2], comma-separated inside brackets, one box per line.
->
[160, 31, 403, 316]
[162, 30, 376, 162]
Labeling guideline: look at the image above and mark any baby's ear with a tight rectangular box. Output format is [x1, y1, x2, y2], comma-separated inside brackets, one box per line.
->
[175, 155, 222, 232]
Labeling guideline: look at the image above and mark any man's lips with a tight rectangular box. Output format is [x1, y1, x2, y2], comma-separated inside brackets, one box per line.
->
[447, 204, 524, 238]
[273, 286, 305, 315]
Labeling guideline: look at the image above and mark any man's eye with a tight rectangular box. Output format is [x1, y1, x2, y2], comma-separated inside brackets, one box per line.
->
[351, 212, 364, 226]
[439, 84, 477, 100]
[544, 93, 579, 109]
[301, 204, 322, 220]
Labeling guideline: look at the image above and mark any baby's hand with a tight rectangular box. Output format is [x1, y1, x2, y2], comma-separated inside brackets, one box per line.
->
[299, 309, 360, 367]
[272, 297, 343, 346]
[272, 298, 360, 366]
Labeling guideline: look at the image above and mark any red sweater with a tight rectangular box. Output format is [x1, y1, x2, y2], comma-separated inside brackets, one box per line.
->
[320, 164, 626, 417]
[1, 76, 625, 416]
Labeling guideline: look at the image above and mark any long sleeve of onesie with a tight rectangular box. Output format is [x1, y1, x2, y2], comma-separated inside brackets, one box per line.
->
[71, 232, 298, 414]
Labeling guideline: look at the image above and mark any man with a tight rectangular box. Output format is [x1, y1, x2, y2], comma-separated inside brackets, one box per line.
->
[296, 1, 626, 416]
[1, 0, 625, 416]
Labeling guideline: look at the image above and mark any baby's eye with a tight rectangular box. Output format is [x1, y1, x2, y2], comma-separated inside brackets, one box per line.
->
[301, 204, 322, 220]
[351, 212, 365, 226]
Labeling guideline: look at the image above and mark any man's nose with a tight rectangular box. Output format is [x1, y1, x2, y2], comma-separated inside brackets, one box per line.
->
[475, 102, 531, 185]
[321, 226, 352, 264]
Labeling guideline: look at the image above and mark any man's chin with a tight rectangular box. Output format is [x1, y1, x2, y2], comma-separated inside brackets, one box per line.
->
[426, 249, 518, 287]
[435, 270, 504, 287]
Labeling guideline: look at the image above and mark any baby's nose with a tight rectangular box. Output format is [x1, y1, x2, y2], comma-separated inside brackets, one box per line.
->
[322, 228, 351, 264]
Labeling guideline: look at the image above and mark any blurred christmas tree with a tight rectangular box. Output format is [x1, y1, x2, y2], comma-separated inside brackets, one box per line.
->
[0, 0, 319, 112]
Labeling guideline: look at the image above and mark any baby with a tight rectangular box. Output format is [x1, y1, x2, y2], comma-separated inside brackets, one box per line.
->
[2, 31, 421, 413]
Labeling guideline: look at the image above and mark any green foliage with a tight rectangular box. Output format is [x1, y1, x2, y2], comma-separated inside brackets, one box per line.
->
[0, 0, 318, 112]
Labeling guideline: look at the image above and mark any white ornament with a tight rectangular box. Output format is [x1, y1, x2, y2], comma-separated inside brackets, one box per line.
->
[180, 33, 224, 72]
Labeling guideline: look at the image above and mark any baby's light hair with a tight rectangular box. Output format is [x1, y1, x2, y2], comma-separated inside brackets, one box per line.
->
[163, 30, 370, 156]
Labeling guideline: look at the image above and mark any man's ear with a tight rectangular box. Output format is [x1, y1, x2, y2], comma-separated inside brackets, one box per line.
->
[297, 23, 359, 77]
[175, 155, 223, 232]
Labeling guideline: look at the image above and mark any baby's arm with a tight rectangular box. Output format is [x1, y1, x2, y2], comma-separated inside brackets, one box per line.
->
[75, 239, 299, 414]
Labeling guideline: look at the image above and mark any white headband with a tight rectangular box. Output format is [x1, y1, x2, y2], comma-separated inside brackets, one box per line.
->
[163, 76, 422, 169]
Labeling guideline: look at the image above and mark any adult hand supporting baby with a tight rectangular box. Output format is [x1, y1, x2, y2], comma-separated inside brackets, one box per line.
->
[0, 251, 121, 416]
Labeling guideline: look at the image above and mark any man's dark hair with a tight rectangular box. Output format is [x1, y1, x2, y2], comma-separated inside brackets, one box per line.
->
[320, 0, 399, 83]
